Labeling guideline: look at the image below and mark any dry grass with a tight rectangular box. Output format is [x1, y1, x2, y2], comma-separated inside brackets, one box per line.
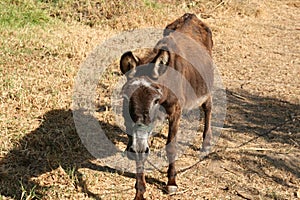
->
[0, 0, 299, 199]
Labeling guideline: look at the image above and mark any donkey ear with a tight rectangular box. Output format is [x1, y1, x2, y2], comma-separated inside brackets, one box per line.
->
[152, 49, 170, 79]
[120, 51, 139, 78]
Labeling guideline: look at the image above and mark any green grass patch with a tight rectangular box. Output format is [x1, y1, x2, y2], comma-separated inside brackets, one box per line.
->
[143, 0, 162, 9]
[20, 181, 41, 200]
[0, 0, 50, 28]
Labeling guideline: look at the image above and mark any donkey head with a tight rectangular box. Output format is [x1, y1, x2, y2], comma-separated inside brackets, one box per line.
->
[120, 49, 169, 161]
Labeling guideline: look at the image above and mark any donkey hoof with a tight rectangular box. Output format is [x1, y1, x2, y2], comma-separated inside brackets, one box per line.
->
[166, 185, 178, 194]
[201, 146, 211, 153]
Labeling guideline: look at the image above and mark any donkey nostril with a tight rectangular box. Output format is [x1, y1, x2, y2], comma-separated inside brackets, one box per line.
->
[129, 147, 135, 153]
[145, 147, 150, 154]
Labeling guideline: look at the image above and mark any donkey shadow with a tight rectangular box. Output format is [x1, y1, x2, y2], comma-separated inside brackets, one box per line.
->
[0, 109, 165, 199]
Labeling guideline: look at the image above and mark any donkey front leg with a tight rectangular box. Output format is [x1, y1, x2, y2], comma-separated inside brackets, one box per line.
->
[166, 104, 181, 194]
[201, 96, 213, 153]
[134, 161, 146, 200]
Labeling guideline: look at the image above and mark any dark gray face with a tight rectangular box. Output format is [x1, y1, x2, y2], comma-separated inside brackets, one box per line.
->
[122, 77, 163, 161]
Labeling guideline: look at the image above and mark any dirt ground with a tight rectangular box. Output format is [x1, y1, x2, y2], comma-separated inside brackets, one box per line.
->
[0, 0, 299, 199]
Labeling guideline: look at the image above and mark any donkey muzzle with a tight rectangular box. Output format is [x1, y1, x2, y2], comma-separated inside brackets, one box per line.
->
[125, 128, 151, 161]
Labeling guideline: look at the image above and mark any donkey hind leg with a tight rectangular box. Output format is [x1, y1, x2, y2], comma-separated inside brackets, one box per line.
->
[134, 161, 146, 200]
[201, 96, 212, 153]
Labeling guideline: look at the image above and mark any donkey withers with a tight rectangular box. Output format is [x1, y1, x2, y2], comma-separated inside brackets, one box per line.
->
[120, 13, 214, 200]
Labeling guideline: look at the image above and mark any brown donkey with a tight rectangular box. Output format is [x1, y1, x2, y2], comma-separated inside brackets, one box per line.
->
[120, 13, 214, 200]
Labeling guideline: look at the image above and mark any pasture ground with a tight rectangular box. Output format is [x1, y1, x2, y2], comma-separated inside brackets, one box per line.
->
[0, 0, 299, 199]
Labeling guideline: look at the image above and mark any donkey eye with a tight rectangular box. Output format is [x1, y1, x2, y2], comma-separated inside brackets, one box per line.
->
[154, 99, 159, 105]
